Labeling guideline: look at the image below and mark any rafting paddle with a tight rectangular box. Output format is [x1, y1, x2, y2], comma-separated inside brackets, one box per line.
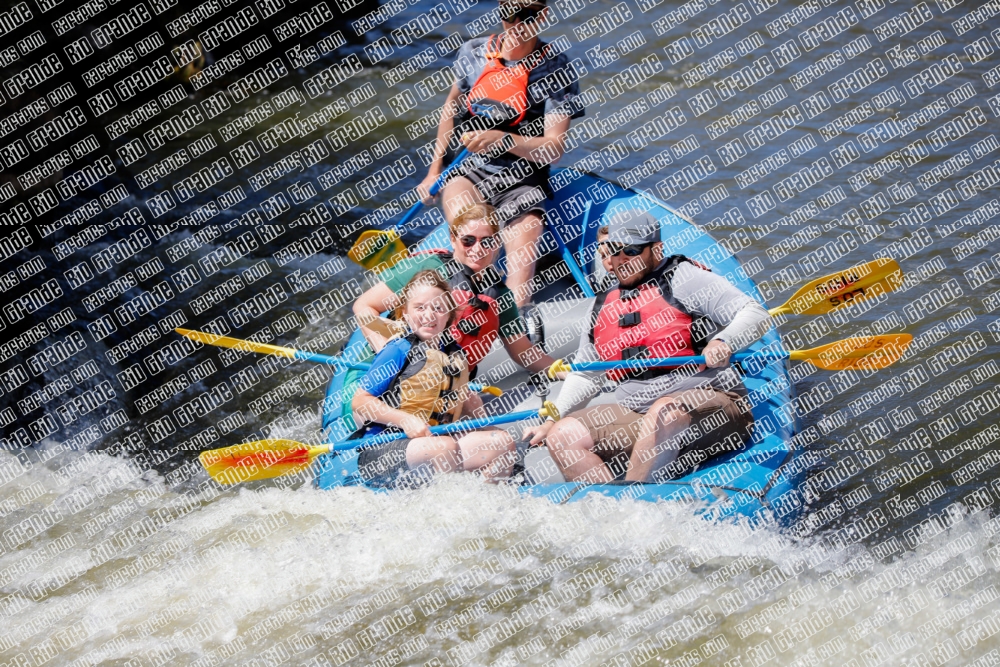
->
[766, 258, 901, 317]
[547, 334, 914, 377]
[173, 328, 503, 396]
[178, 258, 902, 370]
[200, 402, 560, 484]
[175, 328, 371, 370]
[347, 148, 472, 271]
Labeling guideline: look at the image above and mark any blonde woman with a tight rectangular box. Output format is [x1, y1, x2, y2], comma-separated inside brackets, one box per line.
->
[353, 203, 559, 378]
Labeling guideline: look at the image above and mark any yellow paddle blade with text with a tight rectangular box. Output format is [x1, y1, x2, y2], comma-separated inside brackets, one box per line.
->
[769, 259, 902, 316]
[791, 333, 913, 371]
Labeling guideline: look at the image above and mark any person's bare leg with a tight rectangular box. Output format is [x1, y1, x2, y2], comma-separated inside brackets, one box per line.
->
[457, 429, 515, 481]
[440, 177, 485, 221]
[462, 392, 486, 419]
[626, 398, 691, 482]
[545, 417, 615, 483]
[501, 212, 544, 309]
[406, 436, 461, 473]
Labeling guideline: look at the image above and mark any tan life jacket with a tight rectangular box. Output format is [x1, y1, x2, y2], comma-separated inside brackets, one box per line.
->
[392, 336, 471, 426]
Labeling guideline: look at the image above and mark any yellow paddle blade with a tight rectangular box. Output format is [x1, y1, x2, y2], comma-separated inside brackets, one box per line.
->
[791, 334, 913, 371]
[176, 328, 297, 358]
[348, 229, 409, 271]
[200, 439, 330, 484]
[769, 259, 902, 316]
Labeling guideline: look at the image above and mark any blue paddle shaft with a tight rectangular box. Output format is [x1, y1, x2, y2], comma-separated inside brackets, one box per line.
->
[293, 350, 369, 370]
[431, 148, 470, 196]
[292, 356, 495, 385]
[331, 409, 541, 452]
[395, 149, 471, 231]
[567, 351, 789, 371]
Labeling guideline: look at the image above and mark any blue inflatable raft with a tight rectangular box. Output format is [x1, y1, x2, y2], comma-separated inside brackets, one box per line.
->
[314, 169, 805, 522]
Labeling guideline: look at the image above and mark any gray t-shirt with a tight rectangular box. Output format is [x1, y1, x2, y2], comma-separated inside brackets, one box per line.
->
[450, 36, 585, 175]
[555, 260, 772, 416]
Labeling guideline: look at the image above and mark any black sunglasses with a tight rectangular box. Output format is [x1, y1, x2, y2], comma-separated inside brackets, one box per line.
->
[500, 3, 544, 22]
[459, 234, 499, 249]
[600, 242, 651, 258]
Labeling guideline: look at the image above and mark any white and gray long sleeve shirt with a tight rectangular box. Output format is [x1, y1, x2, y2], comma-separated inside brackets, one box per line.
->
[554, 259, 772, 417]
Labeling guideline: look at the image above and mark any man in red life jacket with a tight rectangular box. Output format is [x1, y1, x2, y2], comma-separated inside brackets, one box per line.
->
[416, 0, 584, 310]
[522, 209, 772, 483]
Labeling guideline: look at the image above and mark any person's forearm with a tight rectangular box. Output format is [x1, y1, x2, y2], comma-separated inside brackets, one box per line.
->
[672, 264, 771, 352]
[354, 304, 384, 328]
[525, 351, 558, 374]
[504, 335, 558, 374]
[506, 133, 563, 165]
[515, 345, 557, 374]
[353, 391, 414, 430]
[427, 120, 452, 175]
[714, 301, 771, 351]
[354, 305, 388, 351]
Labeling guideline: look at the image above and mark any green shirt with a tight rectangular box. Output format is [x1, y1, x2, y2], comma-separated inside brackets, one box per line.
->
[379, 253, 526, 339]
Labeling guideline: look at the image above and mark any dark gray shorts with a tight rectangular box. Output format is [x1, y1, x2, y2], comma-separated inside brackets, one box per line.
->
[458, 165, 547, 228]
[356, 438, 411, 487]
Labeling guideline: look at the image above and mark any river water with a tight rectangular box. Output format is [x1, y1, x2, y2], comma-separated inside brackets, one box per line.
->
[4, 0, 1000, 664]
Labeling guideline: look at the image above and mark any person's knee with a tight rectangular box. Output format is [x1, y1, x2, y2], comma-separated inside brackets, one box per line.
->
[408, 437, 460, 471]
[497, 431, 515, 454]
[517, 212, 545, 238]
[442, 179, 480, 218]
[546, 418, 588, 452]
[593, 427, 630, 456]
[500, 212, 543, 246]
[649, 398, 690, 430]
[488, 433, 517, 464]
[478, 431, 515, 456]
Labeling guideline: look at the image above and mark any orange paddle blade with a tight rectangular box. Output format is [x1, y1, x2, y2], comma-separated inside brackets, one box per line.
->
[792, 334, 913, 371]
[200, 439, 329, 484]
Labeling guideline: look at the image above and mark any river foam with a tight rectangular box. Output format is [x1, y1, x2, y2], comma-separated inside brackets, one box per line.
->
[3, 441, 1000, 666]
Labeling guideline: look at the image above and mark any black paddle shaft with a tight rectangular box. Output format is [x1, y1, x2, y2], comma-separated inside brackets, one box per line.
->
[511, 372, 550, 481]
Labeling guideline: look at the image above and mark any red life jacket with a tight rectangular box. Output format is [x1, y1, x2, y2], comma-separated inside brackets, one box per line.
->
[448, 261, 504, 369]
[407, 249, 505, 368]
[590, 256, 717, 383]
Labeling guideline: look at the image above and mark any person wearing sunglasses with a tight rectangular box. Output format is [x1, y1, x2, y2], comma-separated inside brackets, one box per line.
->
[353, 203, 563, 379]
[521, 209, 772, 484]
[415, 0, 584, 312]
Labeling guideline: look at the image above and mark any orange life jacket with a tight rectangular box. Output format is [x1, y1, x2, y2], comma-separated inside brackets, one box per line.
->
[465, 34, 550, 130]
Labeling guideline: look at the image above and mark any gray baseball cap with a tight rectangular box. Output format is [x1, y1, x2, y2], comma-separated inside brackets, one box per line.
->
[606, 209, 660, 245]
